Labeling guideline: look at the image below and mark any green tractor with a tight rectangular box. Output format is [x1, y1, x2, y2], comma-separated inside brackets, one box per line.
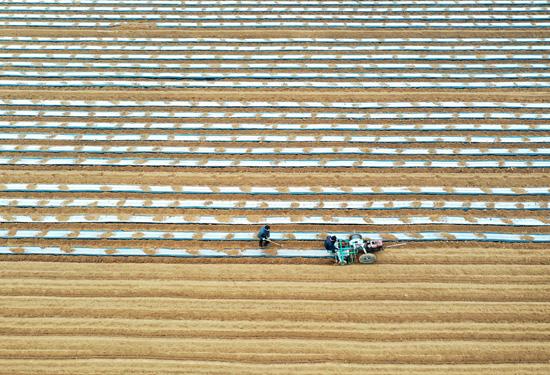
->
[332, 234, 384, 265]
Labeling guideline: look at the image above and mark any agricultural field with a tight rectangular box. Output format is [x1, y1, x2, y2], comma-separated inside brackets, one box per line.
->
[1, 258, 549, 374]
[0, 0, 548, 374]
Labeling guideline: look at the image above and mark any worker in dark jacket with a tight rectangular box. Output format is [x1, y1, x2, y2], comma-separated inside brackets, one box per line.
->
[324, 235, 338, 253]
[257, 224, 271, 248]
[325, 235, 348, 264]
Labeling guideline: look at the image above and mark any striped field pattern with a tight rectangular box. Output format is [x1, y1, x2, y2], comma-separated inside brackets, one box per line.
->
[0, 1, 549, 374]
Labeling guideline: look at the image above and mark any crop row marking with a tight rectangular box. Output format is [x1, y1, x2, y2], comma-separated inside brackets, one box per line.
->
[0, 246, 331, 257]
[3, 5, 550, 12]
[2, 21, 549, 27]
[1, 80, 548, 88]
[1, 110, 549, 120]
[8, 70, 550, 79]
[4, 1, 549, 6]
[2, 198, 546, 210]
[3, 100, 549, 108]
[0, 157, 548, 168]
[2, 52, 548, 59]
[2, 184, 546, 195]
[2, 145, 549, 156]
[4, 71, 550, 79]
[2, 13, 550, 20]
[1, 122, 548, 132]
[1, 214, 547, 226]
[2, 13, 550, 19]
[3, 44, 550, 51]
[3, 134, 547, 143]
[1, 62, 549, 70]
[0, 230, 548, 242]
[2, 36, 549, 43]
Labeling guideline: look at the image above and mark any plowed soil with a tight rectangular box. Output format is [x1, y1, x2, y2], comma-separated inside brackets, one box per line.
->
[0, 259, 549, 374]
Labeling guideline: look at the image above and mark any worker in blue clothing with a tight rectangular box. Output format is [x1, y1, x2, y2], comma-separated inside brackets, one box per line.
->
[324, 235, 349, 265]
[257, 224, 271, 248]
[324, 235, 338, 253]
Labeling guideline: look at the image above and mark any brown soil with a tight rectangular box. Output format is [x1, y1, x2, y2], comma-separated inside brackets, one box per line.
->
[0, 260, 549, 374]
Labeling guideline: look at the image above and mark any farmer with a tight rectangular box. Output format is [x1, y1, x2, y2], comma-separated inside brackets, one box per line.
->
[324, 235, 338, 253]
[257, 224, 271, 248]
[325, 235, 345, 264]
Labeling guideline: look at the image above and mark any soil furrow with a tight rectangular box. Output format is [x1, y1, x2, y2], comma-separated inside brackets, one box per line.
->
[1, 297, 549, 323]
[1, 262, 548, 283]
[1, 279, 548, 302]
[0, 336, 549, 364]
[1, 318, 549, 341]
[0, 360, 548, 375]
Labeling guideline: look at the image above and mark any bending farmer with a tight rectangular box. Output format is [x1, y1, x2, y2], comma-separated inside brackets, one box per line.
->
[257, 224, 271, 248]
[324, 235, 338, 253]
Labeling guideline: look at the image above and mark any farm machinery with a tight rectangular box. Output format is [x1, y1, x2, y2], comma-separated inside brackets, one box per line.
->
[329, 234, 385, 265]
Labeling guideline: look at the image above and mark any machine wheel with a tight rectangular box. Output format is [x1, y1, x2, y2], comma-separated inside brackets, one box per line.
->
[358, 253, 377, 264]
[350, 233, 363, 240]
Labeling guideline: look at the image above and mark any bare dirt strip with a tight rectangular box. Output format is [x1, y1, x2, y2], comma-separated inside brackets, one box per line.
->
[0, 260, 549, 374]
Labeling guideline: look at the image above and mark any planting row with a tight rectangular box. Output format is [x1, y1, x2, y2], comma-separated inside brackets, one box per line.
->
[2, 36, 548, 43]
[3, 52, 548, 60]
[4, 5, 550, 12]
[4, 0, 550, 5]
[1, 80, 549, 88]
[3, 62, 549, 70]
[2, 145, 549, 156]
[2, 184, 545, 195]
[1, 13, 548, 20]
[1, 229, 548, 242]
[2, 198, 546, 210]
[1, 214, 547, 226]
[1, 121, 548, 131]
[2, 100, 548, 108]
[2, 20, 549, 28]
[4, 71, 550, 79]
[5, 70, 550, 80]
[3, 134, 546, 143]
[3, 44, 550, 51]
[0, 246, 330, 257]
[2, 110, 548, 120]
[0, 157, 548, 168]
